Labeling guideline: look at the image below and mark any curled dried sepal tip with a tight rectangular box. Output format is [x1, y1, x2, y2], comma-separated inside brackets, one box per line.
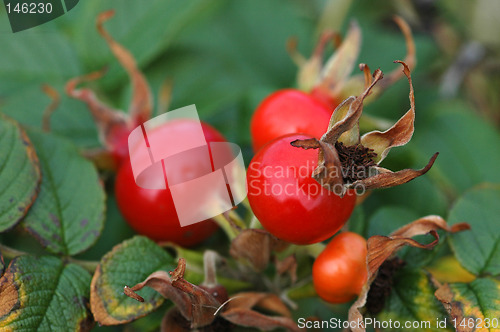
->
[95, 10, 152, 125]
[229, 228, 289, 271]
[65, 10, 155, 163]
[292, 61, 438, 196]
[41, 84, 61, 132]
[123, 285, 144, 302]
[170, 257, 186, 282]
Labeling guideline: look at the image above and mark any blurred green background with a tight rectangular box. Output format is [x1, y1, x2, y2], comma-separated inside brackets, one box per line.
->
[1, 0, 499, 330]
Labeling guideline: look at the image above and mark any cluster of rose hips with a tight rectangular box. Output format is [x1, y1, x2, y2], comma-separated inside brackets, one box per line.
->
[69, 12, 418, 305]
[246, 81, 364, 303]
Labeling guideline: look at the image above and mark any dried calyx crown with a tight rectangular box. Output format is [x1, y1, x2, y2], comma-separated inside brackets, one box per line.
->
[291, 61, 438, 196]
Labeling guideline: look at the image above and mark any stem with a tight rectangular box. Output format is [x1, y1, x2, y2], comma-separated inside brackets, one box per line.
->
[276, 242, 326, 260]
[67, 258, 99, 273]
[202, 250, 218, 287]
[212, 214, 238, 240]
[249, 216, 261, 229]
[301, 243, 326, 258]
[241, 197, 252, 211]
[227, 210, 246, 229]
[0, 243, 28, 260]
[0, 243, 98, 273]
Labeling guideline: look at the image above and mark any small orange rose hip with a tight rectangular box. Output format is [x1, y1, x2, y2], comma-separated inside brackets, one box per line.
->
[313, 231, 368, 303]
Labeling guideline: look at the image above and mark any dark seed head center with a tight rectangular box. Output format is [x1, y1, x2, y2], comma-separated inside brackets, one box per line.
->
[334, 141, 377, 183]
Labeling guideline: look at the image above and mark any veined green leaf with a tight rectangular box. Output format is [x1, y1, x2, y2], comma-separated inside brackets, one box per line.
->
[22, 130, 105, 256]
[0, 255, 92, 332]
[0, 114, 41, 232]
[378, 268, 451, 332]
[435, 278, 500, 332]
[449, 185, 500, 276]
[90, 236, 175, 325]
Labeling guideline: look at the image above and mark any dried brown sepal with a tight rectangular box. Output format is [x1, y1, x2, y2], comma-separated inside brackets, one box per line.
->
[222, 293, 301, 331]
[347, 152, 439, 191]
[359, 63, 372, 90]
[377, 17, 416, 91]
[65, 68, 129, 152]
[290, 138, 320, 150]
[223, 293, 291, 318]
[66, 10, 153, 160]
[323, 69, 383, 144]
[126, 271, 193, 323]
[326, 96, 358, 145]
[162, 308, 233, 332]
[125, 262, 219, 328]
[123, 286, 144, 302]
[222, 308, 301, 332]
[337, 16, 415, 101]
[161, 308, 192, 332]
[347, 216, 470, 332]
[361, 61, 415, 163]
[275, 255, 298, 285]
[288, 30, 336, 91]
[169, 261, 221, 328]
[292, 69, 383, 193]
[292, 62, 439, 194]
[312, 140, 344, 191]
[96, 10, 152, 125]
[41, 84, 61, 132]
[170, 257, 187, 281]
[290, 138, 343, 189]
[125, 258, 302, 331]
[229, 229, 288, 271]
[317, 21, 362, 96]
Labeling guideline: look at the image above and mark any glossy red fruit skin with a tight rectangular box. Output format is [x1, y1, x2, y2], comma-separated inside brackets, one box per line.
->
[115, 120, 225, 247]
[250, 89, 332, 152]
[246, 134, 356, 245]
[313, 232, 368, 303]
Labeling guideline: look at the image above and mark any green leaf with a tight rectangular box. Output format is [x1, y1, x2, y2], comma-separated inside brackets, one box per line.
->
[90, 236, 176, 325]
[1, 84, 99, 148]
[436, 278, 500, 331]
[0, 13, 97, 148]
[414, 101, 500, 195]
[179, 0, 316, 88]
[0, 14, 81, 93]
[73, 193, 135, 262]
[448, 185, 500, 276]
[22, 130, 105, 256]
[0, 114, 41, 232]
[0, 255, 92, 331]
[367, 206, 419, 237]
[378, 268, 450, 332]
[72, 0, 224, 88]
